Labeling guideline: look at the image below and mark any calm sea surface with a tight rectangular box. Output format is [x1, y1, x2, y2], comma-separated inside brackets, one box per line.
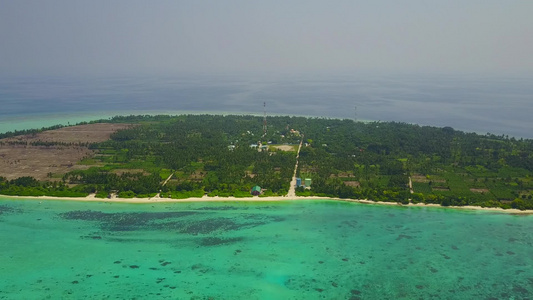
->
[0, 198, 532, 299]
[1, 74, 532, 138]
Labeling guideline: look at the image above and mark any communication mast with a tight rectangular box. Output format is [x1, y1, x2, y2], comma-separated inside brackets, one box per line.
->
[263, 102, 267, 136]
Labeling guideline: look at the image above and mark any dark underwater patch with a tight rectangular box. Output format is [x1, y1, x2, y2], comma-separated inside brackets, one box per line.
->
[351, 289, 361, 295]
[190, 263, 211, 274]
[59, 210, 198, 231]
[396, 234, 413, 241]
[60, 210, 197, 221]
[341, 220, 358, 228]
[512, 284, 529, 296]
[59, 210, 271, 236]
[198, 236, 244, 246]
[0, 204, 22, 217]
[241, 213, 286, 222]
[80, 235, 102, 240]
[0, 205, 14, 215]
[175, 217, 264, 235]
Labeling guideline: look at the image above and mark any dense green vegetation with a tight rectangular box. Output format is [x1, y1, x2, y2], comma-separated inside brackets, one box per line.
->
[292, 119, 533, 210]
[2, 114, 533, 210]
[0, 176, 89, 197]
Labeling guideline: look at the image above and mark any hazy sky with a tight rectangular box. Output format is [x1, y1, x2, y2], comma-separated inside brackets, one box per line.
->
[1, 1, 532, 77]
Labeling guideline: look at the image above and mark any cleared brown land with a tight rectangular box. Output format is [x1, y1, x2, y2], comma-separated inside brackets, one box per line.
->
[432, 187, 450, 191]
[0, 123, 131, 180]
[412, 174, 446, 183]
[3, 123, 132, 144]
[111, 169, 150, 176]
[330, 172, 355, 178]
[271, 145, 297, 152]
[338, 172, 355, 178]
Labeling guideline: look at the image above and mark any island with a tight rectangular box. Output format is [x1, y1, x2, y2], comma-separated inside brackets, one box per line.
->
[1, 114, 533, 211]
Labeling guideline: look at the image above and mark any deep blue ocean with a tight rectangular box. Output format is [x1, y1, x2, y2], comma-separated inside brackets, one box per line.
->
[1, 73, 532, 138]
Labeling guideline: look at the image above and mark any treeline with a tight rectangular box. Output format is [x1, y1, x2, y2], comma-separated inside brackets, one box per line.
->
[0, 124, 66, 139]
[0, 176, 89, 197]
[63, 169, 161, 198]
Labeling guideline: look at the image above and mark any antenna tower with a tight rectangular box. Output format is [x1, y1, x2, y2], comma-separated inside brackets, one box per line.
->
[263, 102, 267, 136]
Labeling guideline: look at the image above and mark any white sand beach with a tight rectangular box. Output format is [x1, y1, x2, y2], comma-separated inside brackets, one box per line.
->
[1, 194, 532, 214]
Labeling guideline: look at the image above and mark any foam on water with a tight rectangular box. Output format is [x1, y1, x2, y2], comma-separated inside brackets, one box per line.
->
[0, 198, 531, 299]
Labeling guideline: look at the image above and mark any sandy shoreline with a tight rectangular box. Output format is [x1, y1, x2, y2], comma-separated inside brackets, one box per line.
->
[1, 194, 532, 214]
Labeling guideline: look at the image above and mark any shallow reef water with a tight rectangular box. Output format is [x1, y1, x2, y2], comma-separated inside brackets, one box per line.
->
[0, 198, 532, 299]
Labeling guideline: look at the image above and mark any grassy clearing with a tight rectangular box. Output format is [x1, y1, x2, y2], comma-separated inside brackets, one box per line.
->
[159, 169, 172, 180]
[78, 158, 100, 165]
[413, 182, 431, 194]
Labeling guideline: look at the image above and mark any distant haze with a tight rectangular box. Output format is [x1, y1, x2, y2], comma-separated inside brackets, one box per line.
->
[1, 1, 533, 77]
[1, 74, 533, 139]
[1, 1, 533, 139]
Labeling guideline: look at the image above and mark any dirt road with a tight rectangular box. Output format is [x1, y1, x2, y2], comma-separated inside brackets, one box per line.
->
[287, 137, 304, 197]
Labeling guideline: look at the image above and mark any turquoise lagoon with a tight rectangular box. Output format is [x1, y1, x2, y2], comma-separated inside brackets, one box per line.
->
[0, 198, 532, 299]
